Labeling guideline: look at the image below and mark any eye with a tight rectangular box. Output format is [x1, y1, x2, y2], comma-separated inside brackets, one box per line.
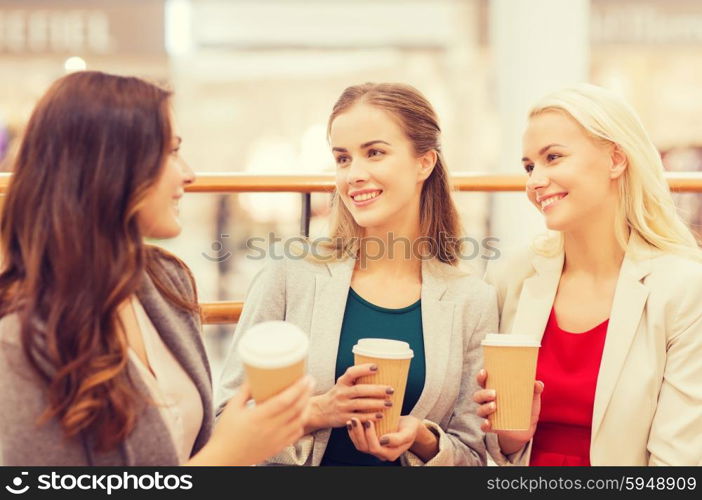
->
[523, 164, 534, 175]
[368, 148, 385, 158]
[335, 154, 350, 166]
[546, 153, 562, 162]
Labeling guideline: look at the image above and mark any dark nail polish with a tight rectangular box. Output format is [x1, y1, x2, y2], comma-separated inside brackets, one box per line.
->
[370, 364, 378, 371]
[363, 421, 371, 429]
[384, 400, 393, 407]
[386, 387, 394, 395]
[351, 419, 358, 428]
[375, 412, 383, 419]
[379, 437, 389, 445]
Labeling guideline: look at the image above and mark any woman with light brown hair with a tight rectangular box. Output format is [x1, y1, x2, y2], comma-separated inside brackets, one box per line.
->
[0, 71, 312, 466]
[217, 83, 497, 466]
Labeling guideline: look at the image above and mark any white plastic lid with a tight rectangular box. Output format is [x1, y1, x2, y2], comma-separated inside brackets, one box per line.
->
[238, 321, 309, 368]
[481, 333, 541, 348]
[352, 338, 414, 359]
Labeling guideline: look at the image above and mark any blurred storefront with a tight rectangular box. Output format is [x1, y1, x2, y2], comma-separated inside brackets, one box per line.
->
[3, 0, 702, 372]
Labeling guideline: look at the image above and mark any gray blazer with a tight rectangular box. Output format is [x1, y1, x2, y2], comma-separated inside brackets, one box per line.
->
[216, 255, 497, 466]
[0, 254, 213, 466]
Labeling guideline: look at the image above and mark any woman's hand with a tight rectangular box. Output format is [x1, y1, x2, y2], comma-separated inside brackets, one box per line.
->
[473, 368, 544, 455]
[304, 363, 394, 434]
[346, 416, 424, 462]
[188, 376, 314, 466]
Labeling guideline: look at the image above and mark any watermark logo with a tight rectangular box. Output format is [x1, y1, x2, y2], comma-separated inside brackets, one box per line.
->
[5, 472, 29, 495]
[202, 234, 232, 262]
[203, 232, 502, 267]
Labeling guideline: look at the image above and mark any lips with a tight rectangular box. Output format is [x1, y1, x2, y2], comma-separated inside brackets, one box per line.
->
[348, 189, 383, 207]
[538, 193, 567, 211]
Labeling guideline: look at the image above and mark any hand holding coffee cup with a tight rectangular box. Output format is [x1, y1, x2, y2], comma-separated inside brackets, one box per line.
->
[303, 363, 395, 434]
[474, 369, 544, 454]
[473, 334, 544, 454]
[352, 338, 414, 438]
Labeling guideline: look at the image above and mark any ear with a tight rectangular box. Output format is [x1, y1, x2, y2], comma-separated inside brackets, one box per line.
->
[417, 149, 438, 182]
[609, 144, 627, 180]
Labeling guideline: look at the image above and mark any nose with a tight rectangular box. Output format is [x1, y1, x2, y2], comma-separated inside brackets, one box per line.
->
[179, 157, 195, 185]
[525, 164, 549, 194]
[345, 158, 370, 186]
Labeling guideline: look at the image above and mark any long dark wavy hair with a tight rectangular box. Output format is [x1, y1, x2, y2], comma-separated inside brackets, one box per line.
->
[0, 71, 197, 452]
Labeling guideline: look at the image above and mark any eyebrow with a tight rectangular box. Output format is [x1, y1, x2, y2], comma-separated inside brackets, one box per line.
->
[332, 140, 391, 153]
[521, 143, 566, 162]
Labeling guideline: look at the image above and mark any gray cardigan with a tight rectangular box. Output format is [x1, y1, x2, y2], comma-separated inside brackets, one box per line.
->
[0, 255, 213, 466]
[216, 255, 497, 466]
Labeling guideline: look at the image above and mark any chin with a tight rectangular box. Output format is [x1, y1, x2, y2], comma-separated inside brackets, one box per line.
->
[145, 224, 182, 240]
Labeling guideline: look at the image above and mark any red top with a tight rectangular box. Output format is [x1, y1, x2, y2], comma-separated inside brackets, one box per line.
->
[529, 308, 608, 466]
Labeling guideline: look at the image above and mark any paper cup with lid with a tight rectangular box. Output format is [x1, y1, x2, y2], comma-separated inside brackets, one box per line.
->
[352, 338, 414, 437]
[481, 333, 541, 431]
[238, 321, 309, 403]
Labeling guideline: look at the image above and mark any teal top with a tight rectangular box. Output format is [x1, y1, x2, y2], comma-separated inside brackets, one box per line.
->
[320, 288, 426, 466]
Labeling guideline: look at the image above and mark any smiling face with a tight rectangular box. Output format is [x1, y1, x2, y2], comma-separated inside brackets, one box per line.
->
[521, 110, 626, 233]
[330, 102, 434, 235]
[137, 132, 195, 239]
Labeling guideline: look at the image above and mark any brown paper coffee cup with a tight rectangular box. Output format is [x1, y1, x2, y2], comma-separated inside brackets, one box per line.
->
[238, 321, 309, 403]
[353, 339, 413, 438]
[481, 334, 540, 431]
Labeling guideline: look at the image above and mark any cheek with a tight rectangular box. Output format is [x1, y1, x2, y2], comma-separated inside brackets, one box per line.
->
[526, 190, 539, 208]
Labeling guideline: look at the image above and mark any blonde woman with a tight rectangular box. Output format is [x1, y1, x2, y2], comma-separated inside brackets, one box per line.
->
[217, 83, 497, 466]
[474, 84, 702, 466]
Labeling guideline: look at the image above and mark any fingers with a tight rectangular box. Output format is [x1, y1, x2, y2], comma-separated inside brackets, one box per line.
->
[346, 384, 394, 399]
[257, 375, 315, 418]
[480, 418, 493, 433]
[231, 381, 252, 407]
[472, 388, 496, 404]
[344, 397, 393, 413]
[476, 368, 487, 388]
[337, 364, 378, 386]
[534, 380, 545, 395]
[346, 418, 369, 452]
[376, 430, 408, 448]
[476, 400, 497, 419]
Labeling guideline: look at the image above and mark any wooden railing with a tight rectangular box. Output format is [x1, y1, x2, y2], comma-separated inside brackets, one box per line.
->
[4, 171, 702, 324]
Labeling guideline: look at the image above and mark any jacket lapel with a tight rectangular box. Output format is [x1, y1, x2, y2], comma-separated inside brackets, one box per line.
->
[412, 260, 454, 417]
[591, 238, 651, 438]
[512, 252, 564, 342]
[136, 273, 213, 456]
[307, 258, 355, 393]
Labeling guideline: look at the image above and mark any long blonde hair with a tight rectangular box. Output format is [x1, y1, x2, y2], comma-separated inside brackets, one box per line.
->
[316, 82, 462, 265]
[529, 83, 701, 259]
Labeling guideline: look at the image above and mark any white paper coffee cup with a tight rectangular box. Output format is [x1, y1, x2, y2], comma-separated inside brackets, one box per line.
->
[239, 321, 309, 403]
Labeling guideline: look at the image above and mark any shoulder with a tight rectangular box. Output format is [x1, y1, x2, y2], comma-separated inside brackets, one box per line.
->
[484, 245, 538, 290]
[427, 260, 497, 307]
[254, 243, 347, 283]
[645, 253, 702, 314]
[145, 245, 197, 299]
[646, 252, 702, 283]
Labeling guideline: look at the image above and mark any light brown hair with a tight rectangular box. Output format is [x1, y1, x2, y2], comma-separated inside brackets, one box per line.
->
[324, 82, 462, 265]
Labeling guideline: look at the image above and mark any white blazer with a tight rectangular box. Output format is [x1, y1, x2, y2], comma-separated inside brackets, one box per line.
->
[484, 233, 702, 466]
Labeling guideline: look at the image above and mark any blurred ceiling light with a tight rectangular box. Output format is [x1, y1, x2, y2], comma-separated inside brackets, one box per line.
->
[64, 56, 87, 73]
[240, 139, 300, 223]
[166, 0, 194, 56]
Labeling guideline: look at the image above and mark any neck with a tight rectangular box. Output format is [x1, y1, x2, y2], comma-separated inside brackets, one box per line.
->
[563, 216, 626, 278]
[357, 212, 423, 277]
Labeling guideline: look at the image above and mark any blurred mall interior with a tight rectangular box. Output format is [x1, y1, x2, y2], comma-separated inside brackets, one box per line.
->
[2, 0, 702, 377]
